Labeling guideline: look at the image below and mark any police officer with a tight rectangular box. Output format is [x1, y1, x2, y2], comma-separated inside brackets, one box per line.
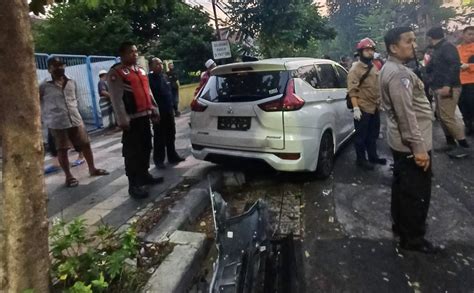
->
[348, 38, 387, 170]
[108, 42, 163, 198]
[380, 27, 438, 253]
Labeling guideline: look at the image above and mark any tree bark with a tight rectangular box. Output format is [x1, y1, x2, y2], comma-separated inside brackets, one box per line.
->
[0, 0, 50, 292]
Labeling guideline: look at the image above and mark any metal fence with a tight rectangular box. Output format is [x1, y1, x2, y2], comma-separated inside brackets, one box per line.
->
[35, 53, 118, 132]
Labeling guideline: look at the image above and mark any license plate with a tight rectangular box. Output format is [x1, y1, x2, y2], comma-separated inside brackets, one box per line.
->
[218, 117, 251, 131]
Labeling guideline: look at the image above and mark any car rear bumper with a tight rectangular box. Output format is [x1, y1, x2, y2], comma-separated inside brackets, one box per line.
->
[191, 145, 315, 172]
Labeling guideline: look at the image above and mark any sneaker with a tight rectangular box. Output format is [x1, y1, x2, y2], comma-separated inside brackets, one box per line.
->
[369, 157, 387, 165]
[129, 185, 149, 198]
[447, 147, 469, 159]
[356, 160, 375, 171]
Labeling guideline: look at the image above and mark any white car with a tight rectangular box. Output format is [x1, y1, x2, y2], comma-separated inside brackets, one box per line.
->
[190, 58, 354, 178]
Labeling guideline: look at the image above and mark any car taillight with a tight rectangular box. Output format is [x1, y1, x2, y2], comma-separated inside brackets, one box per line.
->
[191, 99, 208, 112]
[258, 79, 305, 112]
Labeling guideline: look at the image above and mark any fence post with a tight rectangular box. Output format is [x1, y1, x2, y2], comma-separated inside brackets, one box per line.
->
[86, 56, 102, 128]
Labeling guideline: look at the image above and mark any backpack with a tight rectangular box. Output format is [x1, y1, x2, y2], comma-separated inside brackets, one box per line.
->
[346, 64, 373, 110]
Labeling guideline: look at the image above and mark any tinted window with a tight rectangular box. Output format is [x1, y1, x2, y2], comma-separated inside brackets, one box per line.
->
[335, 65, 348, 88]
[296, 65, 319, 89]
[199, 71, 289, 103]
[315, 64, 338, 89]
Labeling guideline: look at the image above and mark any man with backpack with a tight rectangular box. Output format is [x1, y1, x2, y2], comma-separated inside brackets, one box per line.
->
[347, 38, 387, 170]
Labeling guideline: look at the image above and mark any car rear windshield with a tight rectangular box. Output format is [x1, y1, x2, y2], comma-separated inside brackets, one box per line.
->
[199, 70, 290, 103]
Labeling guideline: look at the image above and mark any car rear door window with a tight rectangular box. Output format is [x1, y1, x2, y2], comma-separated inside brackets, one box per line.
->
[200, 71, 289, 103]
[334, 65, 348, 88]
[315, 64, 338, 89]
[296, 65, 320, 89]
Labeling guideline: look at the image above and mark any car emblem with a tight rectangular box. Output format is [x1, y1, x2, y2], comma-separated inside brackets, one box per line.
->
[227, 107, 234, 114]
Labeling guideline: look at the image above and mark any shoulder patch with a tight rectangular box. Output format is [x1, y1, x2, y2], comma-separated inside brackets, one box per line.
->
[400, 77, 411, 89]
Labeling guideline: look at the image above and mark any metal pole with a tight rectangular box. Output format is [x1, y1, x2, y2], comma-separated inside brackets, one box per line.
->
[212, 0, 221, 40]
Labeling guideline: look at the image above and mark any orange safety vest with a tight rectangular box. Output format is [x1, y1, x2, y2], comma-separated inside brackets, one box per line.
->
[114, 64, 154, 114]
[458, 43, 474, 85]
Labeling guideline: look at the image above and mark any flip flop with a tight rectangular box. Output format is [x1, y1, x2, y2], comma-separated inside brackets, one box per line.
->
[44, 165, 60, 175]
[72, 159, 85, 167]
[66, 177, 79, 188]
[90, 169, 109, 176]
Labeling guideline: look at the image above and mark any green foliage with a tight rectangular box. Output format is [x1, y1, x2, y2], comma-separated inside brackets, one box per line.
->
[226, 0, 335, 58]
[50, 218, 141, 292]
[33, 3, 136, 55]
[32, 0, 214, 82]
[32, 3, 134, 55]
[135, 1, 215, 72]
[325, 0, 458, 58]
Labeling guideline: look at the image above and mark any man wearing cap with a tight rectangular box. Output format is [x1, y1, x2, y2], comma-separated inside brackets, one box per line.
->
[348, 37, 387, 171]
[194, 59, 216, 97]
[98, 69, 116, 129]
[39, 56, 109, 187]
[107, 42, 163, 198]
[149, 57, 185, 169]
[426, 26, 469, 157]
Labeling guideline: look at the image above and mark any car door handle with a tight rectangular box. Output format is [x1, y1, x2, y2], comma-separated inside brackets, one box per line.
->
[325, 97, 334, 103]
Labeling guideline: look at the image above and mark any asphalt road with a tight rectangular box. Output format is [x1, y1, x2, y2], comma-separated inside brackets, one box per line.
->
[226, 119, 474, 293]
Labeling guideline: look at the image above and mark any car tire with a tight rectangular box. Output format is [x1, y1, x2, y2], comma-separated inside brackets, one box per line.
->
[315, 131, 334, 179]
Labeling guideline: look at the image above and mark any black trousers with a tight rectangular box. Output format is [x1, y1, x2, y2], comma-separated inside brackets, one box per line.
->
[459, 84, 474, 128]
[122, 116, 152, 186]
[391, 149, 432, 242]
[354, 110, 380, 161]
[153, 112, 177, 163]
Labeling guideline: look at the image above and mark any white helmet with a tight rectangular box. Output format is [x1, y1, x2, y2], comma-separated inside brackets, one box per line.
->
[98, 69, 108, 76]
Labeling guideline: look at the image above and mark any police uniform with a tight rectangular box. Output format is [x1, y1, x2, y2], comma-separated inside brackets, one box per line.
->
[107, 63, 159, 193]
[379, 56, 433, 243]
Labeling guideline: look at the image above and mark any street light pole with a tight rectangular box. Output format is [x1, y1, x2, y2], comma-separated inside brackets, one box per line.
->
[212, 0, 221, 40]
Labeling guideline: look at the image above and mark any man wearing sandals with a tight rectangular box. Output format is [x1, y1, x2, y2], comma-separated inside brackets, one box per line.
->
[40, 56, 109, 187]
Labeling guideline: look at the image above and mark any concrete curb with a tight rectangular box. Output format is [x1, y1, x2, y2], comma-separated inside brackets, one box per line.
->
[142, 171, 224, 293]
[144, 230, 209, 293]
[145, 171, 222, 243]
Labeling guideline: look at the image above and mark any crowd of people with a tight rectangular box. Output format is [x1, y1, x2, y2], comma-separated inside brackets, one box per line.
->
[40, 42, 210, 198]
[346, 26, 473, 254]
[39, 25, 473, 253]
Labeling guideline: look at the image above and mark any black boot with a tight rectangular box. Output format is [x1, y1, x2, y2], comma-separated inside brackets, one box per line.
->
[458, 139, 470, 148]
[446, 136, 457, 146]
[369, 157, 387, 165]
[143, 173, 164, 185]
[129, 185, 149, 198]
[128, 177, 149, 198]
[356, 159, 374, 171]
[400, 238, 441, 254]
[168, 154, 185, 164]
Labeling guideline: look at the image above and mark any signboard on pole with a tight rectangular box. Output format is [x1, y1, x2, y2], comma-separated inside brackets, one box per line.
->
[212, 40, 232, 60]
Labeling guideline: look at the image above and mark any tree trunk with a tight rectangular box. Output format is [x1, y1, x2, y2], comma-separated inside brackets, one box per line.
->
[0, 0, 50, 292]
